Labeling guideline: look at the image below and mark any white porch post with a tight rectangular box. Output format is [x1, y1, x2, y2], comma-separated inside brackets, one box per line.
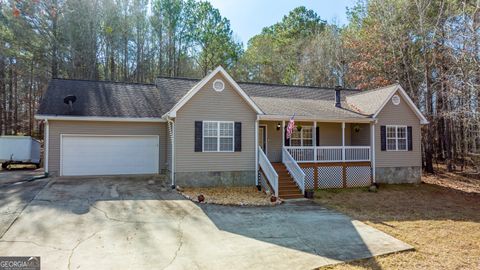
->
[371, 122, 376, 183]
[255, 119, 259, 186]
[313, 121, 317, 162]
[342, 122, 345, 162]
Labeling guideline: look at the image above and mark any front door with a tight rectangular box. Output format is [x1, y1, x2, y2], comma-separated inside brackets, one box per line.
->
[259, 125, 267, 154]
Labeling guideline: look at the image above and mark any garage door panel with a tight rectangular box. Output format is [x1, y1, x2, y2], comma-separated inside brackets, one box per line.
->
[61, 135, 159, 176]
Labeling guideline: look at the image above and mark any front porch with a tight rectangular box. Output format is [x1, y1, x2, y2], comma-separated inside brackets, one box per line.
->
[257, 120, 375, 198]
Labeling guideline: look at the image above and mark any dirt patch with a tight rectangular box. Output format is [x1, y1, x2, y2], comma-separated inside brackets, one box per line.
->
[179, 187, 280, 206]
[315, 171, 480, 269]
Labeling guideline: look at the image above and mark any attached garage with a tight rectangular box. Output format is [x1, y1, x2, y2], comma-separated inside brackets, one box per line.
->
[60, 135, 160, 176]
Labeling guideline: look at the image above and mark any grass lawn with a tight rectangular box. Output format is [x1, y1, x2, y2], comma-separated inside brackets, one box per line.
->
[315, 170, 480, 270]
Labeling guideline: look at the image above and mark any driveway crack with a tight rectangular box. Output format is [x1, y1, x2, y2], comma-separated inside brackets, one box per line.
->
[90, 204, 160, 224]
[162, 213, 187, 270]
[68, 230, 102, 270]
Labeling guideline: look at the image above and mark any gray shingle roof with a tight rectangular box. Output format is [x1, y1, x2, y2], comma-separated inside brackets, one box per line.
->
[154, 77, 369, 119]
[345, 84, 399, 115]
[37, 79, 165, 118]
[37, 77, 377, 120]
[251, 96, 369, 119]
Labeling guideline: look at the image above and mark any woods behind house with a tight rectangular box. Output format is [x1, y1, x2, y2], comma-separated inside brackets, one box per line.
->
[1, 0, 479, 172]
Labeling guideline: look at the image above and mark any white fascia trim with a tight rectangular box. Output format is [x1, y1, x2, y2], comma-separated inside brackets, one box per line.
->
[257, 115, 375, 123]
[35, 115, 166, 122]
[164, 66, 264, 118]
[372, 85, 429, 125]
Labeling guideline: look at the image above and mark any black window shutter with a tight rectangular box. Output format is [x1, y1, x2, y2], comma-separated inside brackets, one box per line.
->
[194, 121, 203, 152]
[407, 126, 413, 151]
[234, 122, 241, 152]
[380, 126, 386, 151]
[284, 127, 290, 146]
[316, 126, 320, 146]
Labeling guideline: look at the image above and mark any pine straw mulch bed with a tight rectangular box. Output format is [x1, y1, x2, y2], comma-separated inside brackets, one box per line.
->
[178, 186, 281, 206]
[315, 169, 480, 270]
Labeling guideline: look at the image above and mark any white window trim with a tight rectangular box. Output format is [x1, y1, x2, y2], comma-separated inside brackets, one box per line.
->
[290, 126, 313, 146]
[202, 121, 235, 152]
[386, 125, 408, 152]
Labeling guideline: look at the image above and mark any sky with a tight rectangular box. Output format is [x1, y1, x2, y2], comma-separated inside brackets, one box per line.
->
[207, 0, 356, 46]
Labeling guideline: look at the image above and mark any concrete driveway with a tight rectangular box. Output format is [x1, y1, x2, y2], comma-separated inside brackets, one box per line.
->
[0, 167, 45, 185]
[0, 168, 48, 237]
[0, 176, 412, 270]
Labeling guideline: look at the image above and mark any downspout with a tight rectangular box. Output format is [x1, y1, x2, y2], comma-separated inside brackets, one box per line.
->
[44, 119, 49, 176]
[166, 116, 175, 188]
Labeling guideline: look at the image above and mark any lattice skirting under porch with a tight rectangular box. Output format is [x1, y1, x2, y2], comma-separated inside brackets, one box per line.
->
[299, 162, 372, 189]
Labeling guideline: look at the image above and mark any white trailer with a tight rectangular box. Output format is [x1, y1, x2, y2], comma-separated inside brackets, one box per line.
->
[0, 136, 41, 169]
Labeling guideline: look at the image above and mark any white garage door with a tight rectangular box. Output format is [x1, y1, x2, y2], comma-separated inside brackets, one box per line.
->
[61, 135, 159, 176]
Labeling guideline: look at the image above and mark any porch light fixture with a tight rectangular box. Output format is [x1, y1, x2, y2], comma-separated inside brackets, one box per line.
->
[354, 124, 361, 133]
[276, 123, 281, 130]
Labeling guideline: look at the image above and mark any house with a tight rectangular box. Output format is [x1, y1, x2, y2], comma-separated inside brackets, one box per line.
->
[35, 66, 428, 199]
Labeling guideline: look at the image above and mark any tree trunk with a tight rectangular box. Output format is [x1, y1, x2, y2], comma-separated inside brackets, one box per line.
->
[110, 52, 115, 81]
[0, 57, 4, 135]
[424, 56, 434, 173]
[13, 64, 17, 134]
[29, 59, 34, 136]
[158, 25, 163, 76]
[7, 62, 13, 135]
[51, 0, 59, 78]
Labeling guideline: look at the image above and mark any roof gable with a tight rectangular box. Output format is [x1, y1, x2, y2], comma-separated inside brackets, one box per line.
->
[346, 84, 428, 124]
[164, 66, 263, 118]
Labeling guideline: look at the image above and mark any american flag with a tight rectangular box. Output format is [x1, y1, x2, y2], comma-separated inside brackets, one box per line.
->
[286, 114, 295, 139]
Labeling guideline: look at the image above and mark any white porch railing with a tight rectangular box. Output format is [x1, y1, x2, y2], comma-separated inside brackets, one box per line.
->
[258, 146, 278, 197]
[345, 146, 371, 161]
[282, 147, 306, 195]
[285, 146, 371, 163]
[317, 146, 343, 162]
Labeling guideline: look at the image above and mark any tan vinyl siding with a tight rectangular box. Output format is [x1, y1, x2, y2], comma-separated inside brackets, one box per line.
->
[318, 122, 352, 146]
[48, 120, 167, 175]
[350, 123, 370, 146]
[174, 73, 257, 172]
[375, 91, 422, 167]
[259, 120, 283, 162]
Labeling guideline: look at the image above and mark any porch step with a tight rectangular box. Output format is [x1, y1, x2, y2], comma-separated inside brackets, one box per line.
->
[281, 193, 305, 199]
[271, 162, 304, 199]
[278, 182, 298, 187]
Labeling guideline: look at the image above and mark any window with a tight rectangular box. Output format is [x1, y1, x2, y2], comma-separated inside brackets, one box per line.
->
[386, 125, 407, 151]
[290, 126, 313, 146]
[203, 121, 234, 152]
